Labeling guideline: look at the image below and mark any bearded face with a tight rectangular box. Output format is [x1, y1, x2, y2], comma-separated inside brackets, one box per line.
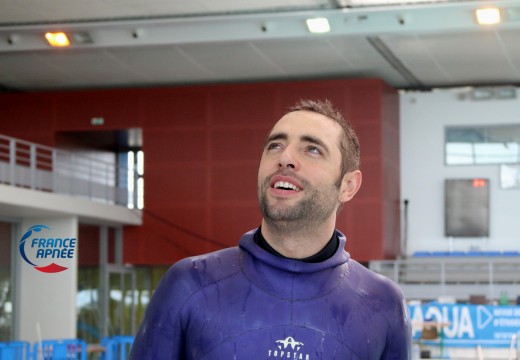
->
[257, 111, 347, 232]
[258, 169, 341, 230]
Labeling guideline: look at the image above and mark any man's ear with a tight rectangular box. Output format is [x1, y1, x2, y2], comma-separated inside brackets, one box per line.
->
[339, 170, 362, 203]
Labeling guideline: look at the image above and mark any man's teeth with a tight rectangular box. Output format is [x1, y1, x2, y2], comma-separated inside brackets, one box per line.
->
[274, 181, 300, 191]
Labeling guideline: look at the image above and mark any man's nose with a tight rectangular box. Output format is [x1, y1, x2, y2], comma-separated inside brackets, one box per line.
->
[278, 147, 299, 170]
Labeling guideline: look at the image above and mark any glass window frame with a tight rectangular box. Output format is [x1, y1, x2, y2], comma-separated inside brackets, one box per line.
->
[445, 124, 520, 166]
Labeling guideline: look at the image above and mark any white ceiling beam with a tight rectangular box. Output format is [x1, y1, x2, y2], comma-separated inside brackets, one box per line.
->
[0, 0, 519, 53]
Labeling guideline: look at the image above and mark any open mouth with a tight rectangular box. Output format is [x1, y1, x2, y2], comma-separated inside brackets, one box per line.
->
[273, 181, 301, 191]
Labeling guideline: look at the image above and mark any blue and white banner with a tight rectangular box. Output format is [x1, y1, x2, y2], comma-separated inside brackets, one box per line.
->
[408, 302, 520, 347]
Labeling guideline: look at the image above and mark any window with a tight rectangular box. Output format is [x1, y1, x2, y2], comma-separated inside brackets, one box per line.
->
[0, 222, 13, 341]
[445, 125, 520, 165]
[127, 150, 144, 210]
[119, 150, 144, 210]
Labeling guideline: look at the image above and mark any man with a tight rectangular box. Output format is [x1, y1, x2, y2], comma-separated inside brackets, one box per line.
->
[130, 99, 411, 359]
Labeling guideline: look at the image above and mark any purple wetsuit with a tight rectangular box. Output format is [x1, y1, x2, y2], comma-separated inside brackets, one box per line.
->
[130, 229, 411, 359]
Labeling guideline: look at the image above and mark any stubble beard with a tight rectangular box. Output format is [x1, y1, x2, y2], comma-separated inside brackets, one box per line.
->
[258, 178, 340, 233]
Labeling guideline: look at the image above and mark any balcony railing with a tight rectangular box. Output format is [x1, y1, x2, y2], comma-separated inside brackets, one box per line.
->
[0, 134, 138, 207]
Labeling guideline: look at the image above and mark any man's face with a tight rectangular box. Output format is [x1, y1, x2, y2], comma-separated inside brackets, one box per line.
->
[257, 110, 346, 227]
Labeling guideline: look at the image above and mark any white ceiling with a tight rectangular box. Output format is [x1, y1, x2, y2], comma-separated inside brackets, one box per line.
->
[1, 0, 519, 91]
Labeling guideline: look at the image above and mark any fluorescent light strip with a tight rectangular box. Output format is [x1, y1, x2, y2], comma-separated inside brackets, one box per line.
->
[306, 18, 331, 34]
[476, 8, 501, 25]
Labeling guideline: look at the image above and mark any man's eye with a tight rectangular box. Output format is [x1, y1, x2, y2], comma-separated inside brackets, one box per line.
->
[267, 143, 282, 150]
[307, 146, 322, 155]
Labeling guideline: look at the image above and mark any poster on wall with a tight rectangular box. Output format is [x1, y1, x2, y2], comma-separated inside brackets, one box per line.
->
[445, 179, 489, 237]
[409, 302, 520, 348]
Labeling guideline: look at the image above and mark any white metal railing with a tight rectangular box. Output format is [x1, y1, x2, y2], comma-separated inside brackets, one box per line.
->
[370, 257, 520, 301]
[0, 133, 138, 207]
[370, 258, 520, 284]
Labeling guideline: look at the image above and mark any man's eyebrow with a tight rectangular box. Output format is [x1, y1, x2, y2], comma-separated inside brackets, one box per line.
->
[301, 135, 329, 153]
[264, 132, 330, 154]
[265, 132, 287, 144]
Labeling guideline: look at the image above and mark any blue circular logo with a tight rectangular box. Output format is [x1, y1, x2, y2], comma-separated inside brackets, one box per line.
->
[19, 224, 75, 273]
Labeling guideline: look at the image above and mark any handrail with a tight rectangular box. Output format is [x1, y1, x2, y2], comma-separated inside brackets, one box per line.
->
[369, 257, 520, 301]
[0, 133, 139, 207]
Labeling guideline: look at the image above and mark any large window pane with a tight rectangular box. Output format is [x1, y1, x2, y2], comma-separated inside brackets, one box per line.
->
[77, 265, 167, 342]
[77, 267, 101, 343]
[446, 125, 520, 165]
[0, 222, 12, 341]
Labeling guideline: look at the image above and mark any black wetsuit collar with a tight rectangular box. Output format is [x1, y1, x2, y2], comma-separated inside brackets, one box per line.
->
[253, 227, 339, 263]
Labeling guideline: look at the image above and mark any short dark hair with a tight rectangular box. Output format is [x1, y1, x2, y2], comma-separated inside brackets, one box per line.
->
[288, 99, 360, 178]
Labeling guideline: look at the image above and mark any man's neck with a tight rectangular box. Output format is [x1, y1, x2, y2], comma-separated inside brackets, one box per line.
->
[254, 228, 338, 262]
[260, 218, 336, 259]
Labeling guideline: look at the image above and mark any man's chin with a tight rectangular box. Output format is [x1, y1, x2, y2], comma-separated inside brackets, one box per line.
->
[259, 194, 305, 221]
[262, 206, 302, 223]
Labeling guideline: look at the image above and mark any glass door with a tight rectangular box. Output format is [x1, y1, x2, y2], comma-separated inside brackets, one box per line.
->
[106, 265, 136, 336]
[98, 226, 137, 338]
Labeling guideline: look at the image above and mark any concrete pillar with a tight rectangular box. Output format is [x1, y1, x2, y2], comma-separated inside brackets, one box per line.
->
[15, 216, 78, 343]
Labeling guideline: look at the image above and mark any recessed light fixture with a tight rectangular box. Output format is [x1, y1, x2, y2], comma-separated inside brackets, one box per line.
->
[45, 32, 70, 47]
[306, 18, 331, 34]
[476, 8, 501, 25]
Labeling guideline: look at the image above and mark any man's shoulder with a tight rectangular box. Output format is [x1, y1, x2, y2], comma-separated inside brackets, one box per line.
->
[166, 246, 242, 291]
[347, 259, 405, 303]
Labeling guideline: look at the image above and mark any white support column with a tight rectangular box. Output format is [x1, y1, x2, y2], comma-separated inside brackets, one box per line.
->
[15, 216, 78, 343]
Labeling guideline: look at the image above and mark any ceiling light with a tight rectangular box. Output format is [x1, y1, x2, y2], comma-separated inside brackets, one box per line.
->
[306, 18, 331, 34]
[476, 8, 501, 25]
[45, 32, 70, 47]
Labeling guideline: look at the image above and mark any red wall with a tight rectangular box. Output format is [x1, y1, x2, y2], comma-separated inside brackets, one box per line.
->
[0, 78, 400, 264]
